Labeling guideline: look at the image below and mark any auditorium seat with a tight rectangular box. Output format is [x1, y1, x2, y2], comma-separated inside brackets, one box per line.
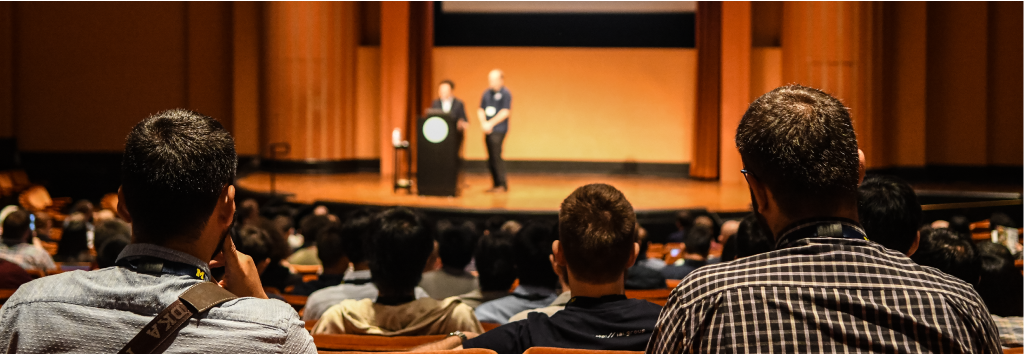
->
[280, 294, 308, 311]
[665, 279, 681, 289]
[305, 320, 317, 332]
[481, 322, 501, 332]
[312, 334, 447, 352]
[293, 264, 323, 275]
[1004, 347, 1023, 354]
[0, 288, 16, 306]
[523, 346, 643, 354]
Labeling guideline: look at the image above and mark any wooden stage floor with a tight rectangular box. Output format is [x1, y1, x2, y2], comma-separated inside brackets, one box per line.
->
[236, 172, 755, 214]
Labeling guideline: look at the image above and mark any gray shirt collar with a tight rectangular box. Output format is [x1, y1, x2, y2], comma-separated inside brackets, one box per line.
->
[115, 243, 213, 276]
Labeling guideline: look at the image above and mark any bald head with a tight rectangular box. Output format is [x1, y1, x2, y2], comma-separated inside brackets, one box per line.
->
[719, 220, 740, 243]
[488, 69, 504, 90]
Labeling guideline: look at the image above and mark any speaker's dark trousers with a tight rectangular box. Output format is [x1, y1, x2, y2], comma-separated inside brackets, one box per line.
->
[485, 131, 507, 188]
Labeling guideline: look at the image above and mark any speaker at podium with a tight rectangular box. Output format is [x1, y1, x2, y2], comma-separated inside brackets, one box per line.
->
[417, 109, 462, 196]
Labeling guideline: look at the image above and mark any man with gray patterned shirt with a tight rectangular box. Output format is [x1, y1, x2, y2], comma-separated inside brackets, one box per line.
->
[0, 109, 316, 353]
[647, 85, 999, 354]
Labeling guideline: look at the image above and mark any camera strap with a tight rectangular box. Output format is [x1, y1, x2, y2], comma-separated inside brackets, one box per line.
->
[117, 282, 237, 354]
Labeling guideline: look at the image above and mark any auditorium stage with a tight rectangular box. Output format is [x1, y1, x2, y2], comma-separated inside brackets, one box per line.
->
[235, 172, 754, 214]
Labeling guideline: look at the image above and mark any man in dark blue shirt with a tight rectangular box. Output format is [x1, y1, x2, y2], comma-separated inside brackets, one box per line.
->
[478, 69, 511, 192]
[413, 184, 662, 354]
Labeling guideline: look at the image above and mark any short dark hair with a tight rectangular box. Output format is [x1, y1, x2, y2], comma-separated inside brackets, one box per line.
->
[857, 175, 922, 254]
[340, 209, 374, 264]
[316, 225, 346, 267]
[735, 213, 773, 258]
[975, 242, 1024, 317]
[69, 200, 94, 223]
[57, 219, 90, 258]
[676, 210, 695, 230]
[33, 212, 52, 230]
[2, 210, 30, 242]
[911, 228, 979, 285]
[299, 214, 335, 246]
[367, 207, 435, 295]
[437, 223, 477, 269]
[233, 225, 273, 264]
[558, 183, 637, 284]
[97, 236, 130, 268]
[947, 215, 972, 240]
[238, 199, 260, 225]
[439, 79, 455, 90]
[121, 109, 236, 243]
[513, 221, 559, 287]
[475, 231, 517, 292]
[736, 85, 860, 216]
[94, 219, 132, 253]
[683, 225, 714, 257]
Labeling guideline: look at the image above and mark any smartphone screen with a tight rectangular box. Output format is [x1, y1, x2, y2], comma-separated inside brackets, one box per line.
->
[29, 214, 35, 231]
[670, 249, 681, 257]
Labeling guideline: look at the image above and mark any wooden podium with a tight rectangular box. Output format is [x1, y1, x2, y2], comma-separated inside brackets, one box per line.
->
[416, 109, 461, 196]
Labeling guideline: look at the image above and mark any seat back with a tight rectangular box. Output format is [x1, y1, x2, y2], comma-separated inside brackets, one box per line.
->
[523, 347, 644, 354]
[319, 349, 497, 354]
[624, 288, 672, 306]
[481, 322, 502, 332]
[312, 334, 447, 352]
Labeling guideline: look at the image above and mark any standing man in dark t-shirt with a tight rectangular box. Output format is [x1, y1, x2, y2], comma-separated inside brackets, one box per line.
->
[478, 69, 511, 192]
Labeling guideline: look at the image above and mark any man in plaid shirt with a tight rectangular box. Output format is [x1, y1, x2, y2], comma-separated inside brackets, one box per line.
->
[647, 85, 1000, 354]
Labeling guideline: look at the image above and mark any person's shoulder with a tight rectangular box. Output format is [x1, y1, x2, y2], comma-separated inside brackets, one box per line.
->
[211, 296, 303, 329]
[4, 269, 83, 307]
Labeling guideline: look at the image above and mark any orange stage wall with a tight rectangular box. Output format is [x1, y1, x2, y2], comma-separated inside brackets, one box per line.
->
[433, 47, 696, 164]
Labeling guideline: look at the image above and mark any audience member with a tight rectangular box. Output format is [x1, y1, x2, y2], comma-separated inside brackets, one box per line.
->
[975, 241, 1023, 317]
[665, 210, 694, 243]
[417, 184, 662, 354]
[474, 221, 560, 325]
[291, 222, 356, 296]
[484, 216, 508, 235]
[420, 222, 480, 299]
[288, 214, 335, 266]
[303, 211, 430, 321]
[499, 220, 523, 235]
[237, 198, 262, 226]
[648, 85, 999, 353]
[717, 219, 740, 245]
[857, 174, 922, 255]
[96, 236, 129, 268]
[633, 225, 666, 271]
[68, 199, 95, 225]
[0, 109, 316, 352]
[53, 219, 93, 263]
[32, 212, 54, 242]
[93, 218, 132, 256]
[0, 258, 32, 289]
[625, 224, 667, 289]
[459, 231, 517, 308]
[948, 214, 973, 240]
[733, 213, 773, 259]
[0, 210, 56, 272]
[507, 253, 574, 322]
[256, 217, 301, 291]
[911, 227, 981, 285]
[312, 207, 482, 335]
[659, 225, 713, 280]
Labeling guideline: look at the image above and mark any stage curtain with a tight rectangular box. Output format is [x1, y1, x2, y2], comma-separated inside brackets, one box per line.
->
[406, 1, 433, 174]
[690, 2, 722, 180]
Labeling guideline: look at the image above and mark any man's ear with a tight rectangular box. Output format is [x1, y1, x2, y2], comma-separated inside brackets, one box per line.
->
[906, 230, 921, 257]
[745, 173, 771, 216]
[627, 242, 640, 268]
[857, 149, 867, 185]
[219, 185, 236, 227]
[116, 186, 132, 223]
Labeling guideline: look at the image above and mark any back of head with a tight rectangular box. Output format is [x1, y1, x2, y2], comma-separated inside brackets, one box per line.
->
[990, 212, 1017, 229]
[857, 175, 922, 254]
[475, 230, 517, 292]
[340, 209, 374, 265]
[316, 225, 346, 267]
[513, 221, 559, 287]
[57, 219, 90, 258]
[2, 210, 30, 243]
[33, 212, 52, 231]
[97, 236, 130, 268]
[121, 109, 236, 244]
[238, 198, 261, 225]
[735, 213, 774, 258]
[485, 216, 508, 235]
[69, 200, 95, 223]
[558, 183, 637, 284]
[911, 228, 980, 285]
[367, 207, 435, 295]
[975, 241, 1024, 316]
[676, 210, 695, 230]
[438, 223, 478, 269]
[233, 225, 273, 264]
[735, 85, 860, 217]
[947, 215, 972, 239]
[299, 214, 334, 245]
[683, 225, 714, 258]
[94, 218, 132, 248]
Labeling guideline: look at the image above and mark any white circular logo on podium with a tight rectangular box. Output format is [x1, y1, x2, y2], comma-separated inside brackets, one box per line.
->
[423, 117, 448, 143]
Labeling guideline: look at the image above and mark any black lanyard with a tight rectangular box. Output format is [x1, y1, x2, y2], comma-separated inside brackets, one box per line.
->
[774, 217, 868, 250]
[117, 256, 210, 281]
